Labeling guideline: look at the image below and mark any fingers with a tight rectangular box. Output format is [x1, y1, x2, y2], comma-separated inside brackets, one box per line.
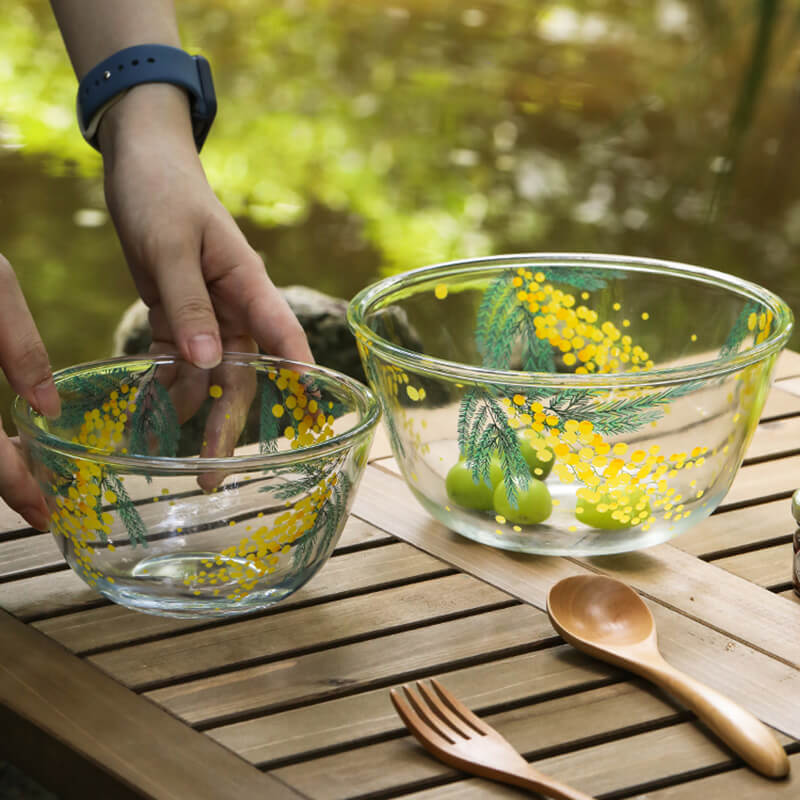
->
[149, 322, 255, 428]
[105, 146, 310, 370]
[163, 361, 211, 425]
[244, 273, 314, 364]
[151, 242, 223, 370]
[1, 429, 50, 531]
[0, 254, 54, 530]
[0, 255, 60, 418]
[139, 331, 257, 489]
[197, 355, 258, 492]
[200, 213, 313, 364]
[146, 338, 211, 426]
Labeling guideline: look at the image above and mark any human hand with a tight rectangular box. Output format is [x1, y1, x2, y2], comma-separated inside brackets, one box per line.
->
[0, 254, 60, 531]
[97, 84, 312, 468]
[98, 83, 313, 369]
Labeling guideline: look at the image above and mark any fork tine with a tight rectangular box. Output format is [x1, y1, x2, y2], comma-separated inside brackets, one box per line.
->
[415, 681, 472, 739]
[401, 685, 459, 743]
[390, 687, 455, 746]
[430, 678, 492, 735]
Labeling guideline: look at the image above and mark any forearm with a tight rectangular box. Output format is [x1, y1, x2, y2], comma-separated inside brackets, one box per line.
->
[50, 0, 181, 78]
[50, 0, 195, 159]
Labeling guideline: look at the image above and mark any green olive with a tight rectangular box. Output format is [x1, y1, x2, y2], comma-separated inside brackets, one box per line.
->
[445, 460, 495, 511]
[518, 437, 555, 480]
[488, 438, 555, 486]
[575, 488, 651, 530]
[493, 479, 553, 525]
[488, 456, 505, 487]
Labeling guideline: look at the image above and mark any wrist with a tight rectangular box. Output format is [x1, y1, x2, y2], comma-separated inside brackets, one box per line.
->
[97, 83, 198, 161]
[77, 45, 217, 154]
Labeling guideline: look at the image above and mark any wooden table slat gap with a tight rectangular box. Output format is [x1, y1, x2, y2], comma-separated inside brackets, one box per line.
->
[134, 598, 522, 695]
[768, 581, 796, 594]
[78, 566, 461, 658]
[252, 675, 627, 772]
[518, 711, 696, 767]
[0, 562, 69, 585]
[0, 525, 38, 543]
[741, 445, 800, 467]
[671, 496, 795, 558]
[707, 493, 788, 517]
[21, 596, 110, 624]
[707, 543, 791, 589]
[331, 535, 398, 555]
[190, 635, 566, 732]
[699, 533, 794, 563]
[758, 409, 800, 424]
[607, 743, 800, 800]
[714, 487, 795, 514]
[599, 767, 746, 800]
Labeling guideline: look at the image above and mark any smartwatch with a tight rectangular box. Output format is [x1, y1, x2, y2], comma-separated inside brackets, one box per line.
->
[77, 44, 217, 152]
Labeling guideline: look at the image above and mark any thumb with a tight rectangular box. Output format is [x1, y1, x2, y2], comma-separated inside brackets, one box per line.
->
[0, 255, 60, 418]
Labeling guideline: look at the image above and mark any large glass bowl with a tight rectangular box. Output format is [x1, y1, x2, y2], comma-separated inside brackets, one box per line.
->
[13, 353, 380, 618]
[348, 254, 793, 556]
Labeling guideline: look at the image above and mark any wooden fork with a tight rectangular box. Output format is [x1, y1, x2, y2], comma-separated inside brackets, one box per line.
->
[391, 679, 596, 800]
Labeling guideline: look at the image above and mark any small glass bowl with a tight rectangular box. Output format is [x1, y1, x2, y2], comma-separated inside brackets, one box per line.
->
[13, 353, 380, 618]
[348, 254, 793, 556]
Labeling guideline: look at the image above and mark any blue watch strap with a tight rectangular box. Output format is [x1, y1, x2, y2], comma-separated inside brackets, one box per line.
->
[77, 44, 217, 152]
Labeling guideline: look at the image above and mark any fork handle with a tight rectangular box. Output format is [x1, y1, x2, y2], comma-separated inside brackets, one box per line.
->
[492, 763, 597, 800]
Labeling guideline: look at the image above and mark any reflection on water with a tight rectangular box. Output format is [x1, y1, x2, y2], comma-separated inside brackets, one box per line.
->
[1, 0, 799, 426]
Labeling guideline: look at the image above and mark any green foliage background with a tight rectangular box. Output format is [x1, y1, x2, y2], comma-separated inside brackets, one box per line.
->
[1, 0, 799, 425]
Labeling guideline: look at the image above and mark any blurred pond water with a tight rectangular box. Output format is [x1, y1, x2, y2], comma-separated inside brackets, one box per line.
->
[1, 0, 799, 427]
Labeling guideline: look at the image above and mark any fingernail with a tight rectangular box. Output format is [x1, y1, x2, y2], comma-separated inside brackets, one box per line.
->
[189, 335, 222, 369]
[33, 378, 61, 419]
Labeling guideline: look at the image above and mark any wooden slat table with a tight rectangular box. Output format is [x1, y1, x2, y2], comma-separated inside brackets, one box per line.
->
[2, 350, 800, 800]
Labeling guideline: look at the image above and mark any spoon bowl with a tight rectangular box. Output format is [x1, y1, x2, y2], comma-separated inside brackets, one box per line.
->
[547, 574, 654, 649]
[547, 575, 790, 779]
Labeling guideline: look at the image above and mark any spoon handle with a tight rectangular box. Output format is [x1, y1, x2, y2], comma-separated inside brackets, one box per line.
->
[648, 657, 789, 778]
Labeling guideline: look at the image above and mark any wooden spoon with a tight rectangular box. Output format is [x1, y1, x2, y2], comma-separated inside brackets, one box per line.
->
[546, 574, 790, 779]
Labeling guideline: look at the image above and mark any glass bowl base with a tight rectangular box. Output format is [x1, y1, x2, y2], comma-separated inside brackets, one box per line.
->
[409, 476, 720, 557]
[74, 551, 312, 618]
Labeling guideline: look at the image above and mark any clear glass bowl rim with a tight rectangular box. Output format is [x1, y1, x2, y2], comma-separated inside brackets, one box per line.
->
[347, 252, 794, 388]
[12, 352, 381, 473]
